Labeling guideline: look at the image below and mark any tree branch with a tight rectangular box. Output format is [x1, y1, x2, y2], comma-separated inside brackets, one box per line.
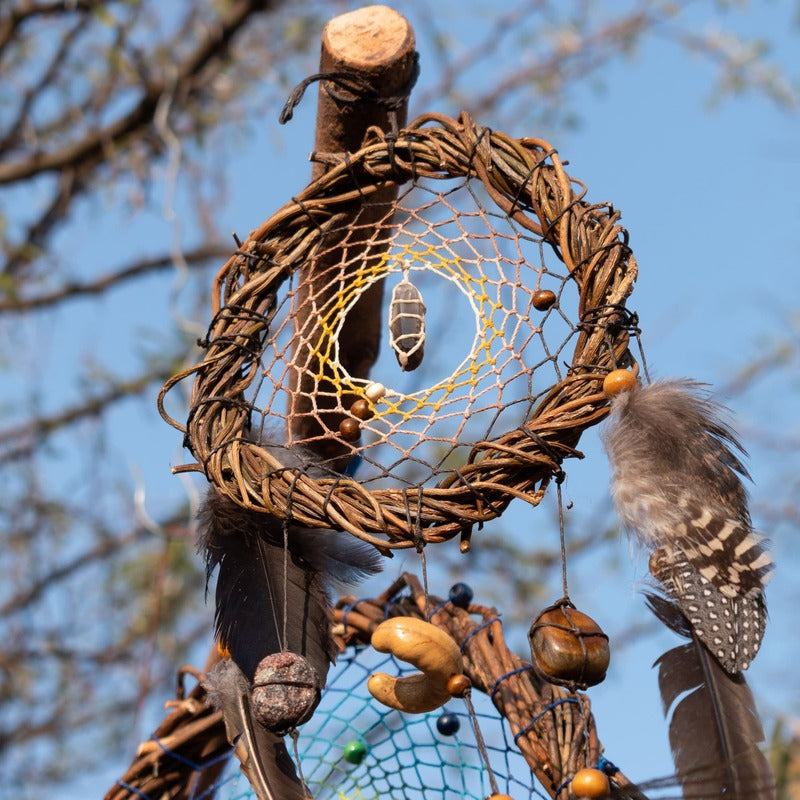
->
[0, 0, 275, 184]
[0, 364, 179, 463]
[0, 0, 108, 55]
[0, 243, 229, 311]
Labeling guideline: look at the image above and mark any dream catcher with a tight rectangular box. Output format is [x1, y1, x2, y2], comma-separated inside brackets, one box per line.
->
[112, 9, 774, 800]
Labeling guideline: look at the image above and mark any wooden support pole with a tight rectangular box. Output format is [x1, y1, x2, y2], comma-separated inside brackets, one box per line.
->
[289, 6, 416, 462]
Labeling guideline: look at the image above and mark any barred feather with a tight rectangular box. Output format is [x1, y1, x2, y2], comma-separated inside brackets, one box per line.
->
[603, 379, 773, 672]
[645, 592, 775, 799]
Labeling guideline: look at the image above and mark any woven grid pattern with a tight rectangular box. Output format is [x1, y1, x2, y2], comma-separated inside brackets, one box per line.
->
[246, 179, 576, 489]
[213, 649, 545, 800]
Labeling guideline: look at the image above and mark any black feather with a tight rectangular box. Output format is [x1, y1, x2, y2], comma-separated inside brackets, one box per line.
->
[199, 490, 334, 681]
[197, 438, 383, 799]
[645, 591, 775, 800]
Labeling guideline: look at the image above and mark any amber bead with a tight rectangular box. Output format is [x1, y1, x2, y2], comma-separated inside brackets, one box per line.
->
[602, 369, 636, 398]
[529, 603, 610, 689]
[446, 674, 472, 698]
[571, 767, 610, 798]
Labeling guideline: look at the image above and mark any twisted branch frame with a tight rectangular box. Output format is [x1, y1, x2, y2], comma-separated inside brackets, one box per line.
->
[158, 111, 638, 549]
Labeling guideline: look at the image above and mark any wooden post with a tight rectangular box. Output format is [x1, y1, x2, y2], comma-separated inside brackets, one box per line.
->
[289, 6, 416, 462]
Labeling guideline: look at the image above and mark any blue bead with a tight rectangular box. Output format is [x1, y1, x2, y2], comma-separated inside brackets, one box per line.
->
[436, 711, 460, 736]
[449, 582, 473, 609]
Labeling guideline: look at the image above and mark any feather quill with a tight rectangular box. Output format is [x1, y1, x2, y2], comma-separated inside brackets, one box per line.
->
[645, 591, 775, 800]
[204, 657, 306, 800]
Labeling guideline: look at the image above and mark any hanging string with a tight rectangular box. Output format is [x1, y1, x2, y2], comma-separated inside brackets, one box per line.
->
[290, 729, 311, 798]
[281, 517, 290, 651]
[557, 480, 569, 600]
[279, 53, 420, 124]
[463, 687, 501, 796]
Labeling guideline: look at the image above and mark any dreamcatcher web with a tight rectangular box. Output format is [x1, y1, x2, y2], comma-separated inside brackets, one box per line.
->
[247, 175, 579, 490]
[213, 649, 545, 800]
[159, 111, 637, 546]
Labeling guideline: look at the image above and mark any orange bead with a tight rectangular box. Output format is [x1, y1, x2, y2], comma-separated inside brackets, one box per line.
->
[338, 418, 361, 442]
[350, 399, 373, 420]
[446, 673, 471, 697]
[532, 289, 556, 311]
[602, 369, 636, 398]
[571, 767, 610, 798]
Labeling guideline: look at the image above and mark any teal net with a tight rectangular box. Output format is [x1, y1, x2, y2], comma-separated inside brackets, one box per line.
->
[213, 649, 544, 800]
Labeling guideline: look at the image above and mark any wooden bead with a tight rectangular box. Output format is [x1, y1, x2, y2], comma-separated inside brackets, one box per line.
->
[529, 603, 610, 689]
[602, 369, 636, 398]
[571, 767, 610, 798]
[532, 289, 556, 311]
[338, 417, 361, 441]
[350, 398, 373, 420]
[446, 673, 471, 697]
[365, 382, 386, 402]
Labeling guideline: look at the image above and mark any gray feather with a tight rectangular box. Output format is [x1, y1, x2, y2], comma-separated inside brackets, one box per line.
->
[204, 658, 306, 800]
[602, 378, 773, 672]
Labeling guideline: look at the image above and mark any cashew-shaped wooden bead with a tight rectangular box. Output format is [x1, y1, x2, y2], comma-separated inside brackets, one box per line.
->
[367, 617, 464, 713]
[367, 671, 451, 714]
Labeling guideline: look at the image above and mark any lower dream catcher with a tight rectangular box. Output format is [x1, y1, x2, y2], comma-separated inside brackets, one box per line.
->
[132, 109, 774, 799]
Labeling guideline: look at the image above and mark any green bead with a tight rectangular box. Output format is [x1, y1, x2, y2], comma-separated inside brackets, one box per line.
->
[342, 740, 367, 765]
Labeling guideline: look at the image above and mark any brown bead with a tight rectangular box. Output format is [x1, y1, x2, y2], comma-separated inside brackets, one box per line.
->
[446, 673, 472, 698]
[532, 289, 556, 311]
[528, 602, 610, 689]
[251, 652, 321, 734]
[338, 417, 361, 441]
[350, 399, 373, 420]
[571, 767, 610, 798]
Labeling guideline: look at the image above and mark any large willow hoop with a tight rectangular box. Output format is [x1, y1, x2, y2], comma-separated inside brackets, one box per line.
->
[159, 111, 638, 549]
